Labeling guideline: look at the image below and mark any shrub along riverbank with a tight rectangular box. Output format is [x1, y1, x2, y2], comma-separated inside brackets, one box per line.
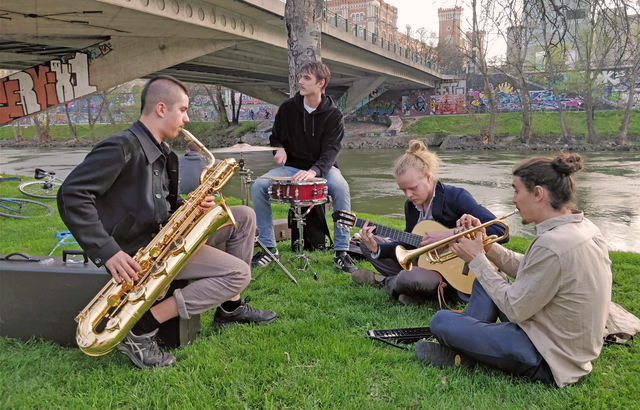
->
[0, 176, 638, 409]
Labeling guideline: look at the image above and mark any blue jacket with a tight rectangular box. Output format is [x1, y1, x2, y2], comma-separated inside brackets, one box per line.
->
[179, 151, 209, 194]
[378, 181, 509, 259]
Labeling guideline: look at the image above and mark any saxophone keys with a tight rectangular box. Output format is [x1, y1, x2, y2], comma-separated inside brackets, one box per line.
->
[77, 333, 97, 348]
[150, 261, 168, 278]
[127, 285, 147, 303]
[149, 247, 161, 258]
[107, 294, 121, 307]
[169, 237, 186, 256]
[105, 317, 121, 331]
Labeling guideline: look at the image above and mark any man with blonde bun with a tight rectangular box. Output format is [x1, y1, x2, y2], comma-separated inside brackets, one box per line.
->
[417, 152, 612, 388]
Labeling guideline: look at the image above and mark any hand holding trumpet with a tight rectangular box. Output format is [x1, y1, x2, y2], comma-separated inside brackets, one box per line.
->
[451, 214, 492, 263]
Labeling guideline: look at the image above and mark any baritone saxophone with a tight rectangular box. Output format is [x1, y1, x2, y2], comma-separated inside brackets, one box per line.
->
[75, 129, 239, 356]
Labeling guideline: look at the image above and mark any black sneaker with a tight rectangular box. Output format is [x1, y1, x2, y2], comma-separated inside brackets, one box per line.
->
[116, 329, 177, 370]
[213, 299, 277, 326]
[414, 340, 470, 368]
[334, 250, 357, 274]
[251, 248, 279, 268]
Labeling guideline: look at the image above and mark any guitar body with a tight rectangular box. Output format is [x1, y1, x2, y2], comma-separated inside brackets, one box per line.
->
[411, 221, 476, 295]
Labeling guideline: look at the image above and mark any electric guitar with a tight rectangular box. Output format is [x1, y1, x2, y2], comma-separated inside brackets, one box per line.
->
[333, 210, 476, 294]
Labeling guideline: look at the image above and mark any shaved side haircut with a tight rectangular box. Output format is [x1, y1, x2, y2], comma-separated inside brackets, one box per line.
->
[140, 75, 189, 115]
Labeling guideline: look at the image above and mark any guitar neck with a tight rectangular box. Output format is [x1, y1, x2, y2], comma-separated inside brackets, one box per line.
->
[354, 219, 422, 247]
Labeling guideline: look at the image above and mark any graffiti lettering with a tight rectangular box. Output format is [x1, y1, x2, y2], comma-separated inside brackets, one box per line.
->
[0, 52, 97, 125]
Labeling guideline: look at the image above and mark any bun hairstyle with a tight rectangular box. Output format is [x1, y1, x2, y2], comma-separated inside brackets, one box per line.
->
[513, 152, 583, 210]
[393, 140, 442, 181]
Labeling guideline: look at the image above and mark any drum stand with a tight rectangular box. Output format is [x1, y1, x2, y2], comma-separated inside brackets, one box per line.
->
[251, 237, 299, 286]
[286, 205, 320, 281]
[238, 155, 253, 206]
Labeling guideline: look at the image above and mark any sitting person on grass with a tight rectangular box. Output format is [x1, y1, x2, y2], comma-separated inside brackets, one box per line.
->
[416, 152, 612, 388]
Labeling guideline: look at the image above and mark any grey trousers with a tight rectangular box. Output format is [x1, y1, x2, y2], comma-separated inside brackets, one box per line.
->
[359, 236, 442, 299]
[173, 205, 255, 319]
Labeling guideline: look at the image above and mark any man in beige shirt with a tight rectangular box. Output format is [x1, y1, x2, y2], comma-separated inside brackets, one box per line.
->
[415, 152, 612, 387]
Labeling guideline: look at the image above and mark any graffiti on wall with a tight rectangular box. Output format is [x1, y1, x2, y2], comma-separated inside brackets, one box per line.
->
[407, 90, 433, 116]
[436, 80, 466, 96]
[1, 52, 98, 125]
[596, 69, 640, 108]
[468, 81, 585, 111]
[434, 80, 467, 115]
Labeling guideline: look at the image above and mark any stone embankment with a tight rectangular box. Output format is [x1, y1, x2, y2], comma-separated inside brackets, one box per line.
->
[3, 132, 639, 152]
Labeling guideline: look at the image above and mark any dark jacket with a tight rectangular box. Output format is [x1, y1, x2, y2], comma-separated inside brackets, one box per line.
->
[57, 122, 181, 267]
[378, 181, 509, 259]
[270, 92, 344, 177]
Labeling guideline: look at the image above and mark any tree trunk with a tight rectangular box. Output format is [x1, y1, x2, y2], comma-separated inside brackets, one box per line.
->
[479, 63, 496, 143]
[230, 90, 243, 125]
[64, 103, 78, 141]
[516, 72, 532, 144]
[584, 92, 599, 144]
[33, 113, 52, 144]
[285, 0, 323, 96]
[235, 93, 243, 125]
[100, 95, 117, 133]
[87, 95, 105, 143]
[11, 121, 23, 142]
[208, 85, 229, 126]
[548, 68, 571, 144]
[618, 67, 638, 145]
[519, 91, 532, 145]
[555, 90, 572, 144]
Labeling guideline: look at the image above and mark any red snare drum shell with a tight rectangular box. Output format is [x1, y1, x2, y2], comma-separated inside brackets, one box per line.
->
[268, 178, 328, 206]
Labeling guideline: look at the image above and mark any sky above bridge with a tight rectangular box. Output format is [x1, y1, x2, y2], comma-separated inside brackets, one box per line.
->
[392, 0, 508, 59]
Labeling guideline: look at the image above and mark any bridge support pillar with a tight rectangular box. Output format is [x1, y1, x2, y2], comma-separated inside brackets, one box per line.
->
[218, 84, 288, 107]
[343, 76, 387, 113]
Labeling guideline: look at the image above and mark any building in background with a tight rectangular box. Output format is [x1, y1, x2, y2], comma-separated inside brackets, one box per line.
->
[327, 0, 398, 44]
[438, 6, 464, 48]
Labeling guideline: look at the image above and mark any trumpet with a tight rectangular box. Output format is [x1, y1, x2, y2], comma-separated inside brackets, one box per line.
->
[396, 210, 518, 271]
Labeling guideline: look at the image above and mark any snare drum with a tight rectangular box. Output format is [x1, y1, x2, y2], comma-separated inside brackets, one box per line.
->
[267, 177, 328, 206]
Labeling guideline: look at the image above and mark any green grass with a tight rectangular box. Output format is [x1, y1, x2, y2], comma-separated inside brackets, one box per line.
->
[0, 123, 132, 140]
[408, 110, 640, 137]
[1, 176, 639, 409]
[1, 121, 258, 141]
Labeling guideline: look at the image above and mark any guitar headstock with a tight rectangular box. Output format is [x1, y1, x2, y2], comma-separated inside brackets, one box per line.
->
[332, 210, 357, 228]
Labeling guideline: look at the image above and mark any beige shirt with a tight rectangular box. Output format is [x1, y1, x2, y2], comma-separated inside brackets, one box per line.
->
[469, 211, 612, 387]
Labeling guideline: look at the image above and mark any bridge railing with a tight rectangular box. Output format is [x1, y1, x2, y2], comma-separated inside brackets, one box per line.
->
[273, 2, 465, 77]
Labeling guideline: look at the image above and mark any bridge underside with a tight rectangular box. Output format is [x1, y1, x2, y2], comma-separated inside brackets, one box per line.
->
[0, 0, 442, 123]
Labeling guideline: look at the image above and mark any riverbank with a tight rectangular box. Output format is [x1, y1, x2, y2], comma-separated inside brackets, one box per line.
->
[4, 131, 639, 151]
[2, 118, 639, 151]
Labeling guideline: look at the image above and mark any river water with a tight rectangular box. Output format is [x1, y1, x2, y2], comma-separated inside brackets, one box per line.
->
[1, 147, 638, 253]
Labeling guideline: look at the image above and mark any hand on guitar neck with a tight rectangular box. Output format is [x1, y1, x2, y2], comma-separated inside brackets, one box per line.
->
[361, 220, 454, 254]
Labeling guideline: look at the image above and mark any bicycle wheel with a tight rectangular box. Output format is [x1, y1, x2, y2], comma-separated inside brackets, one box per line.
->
[0, 198, 55, 219]
[18, 180, 62, 199]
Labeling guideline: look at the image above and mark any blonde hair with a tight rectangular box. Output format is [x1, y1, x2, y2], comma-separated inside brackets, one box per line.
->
[393, 140, 442, 181]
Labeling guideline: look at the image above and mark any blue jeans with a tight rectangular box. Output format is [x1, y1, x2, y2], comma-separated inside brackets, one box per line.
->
[251, 166, 351, 250]
[429, 279, 555, 384]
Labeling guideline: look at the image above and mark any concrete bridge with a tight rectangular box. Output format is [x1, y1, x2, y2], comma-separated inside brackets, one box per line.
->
[0, 0, 454, 125]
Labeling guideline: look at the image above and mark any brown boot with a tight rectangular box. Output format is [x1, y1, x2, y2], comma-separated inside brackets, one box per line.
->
[351, 269, 385, 288]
